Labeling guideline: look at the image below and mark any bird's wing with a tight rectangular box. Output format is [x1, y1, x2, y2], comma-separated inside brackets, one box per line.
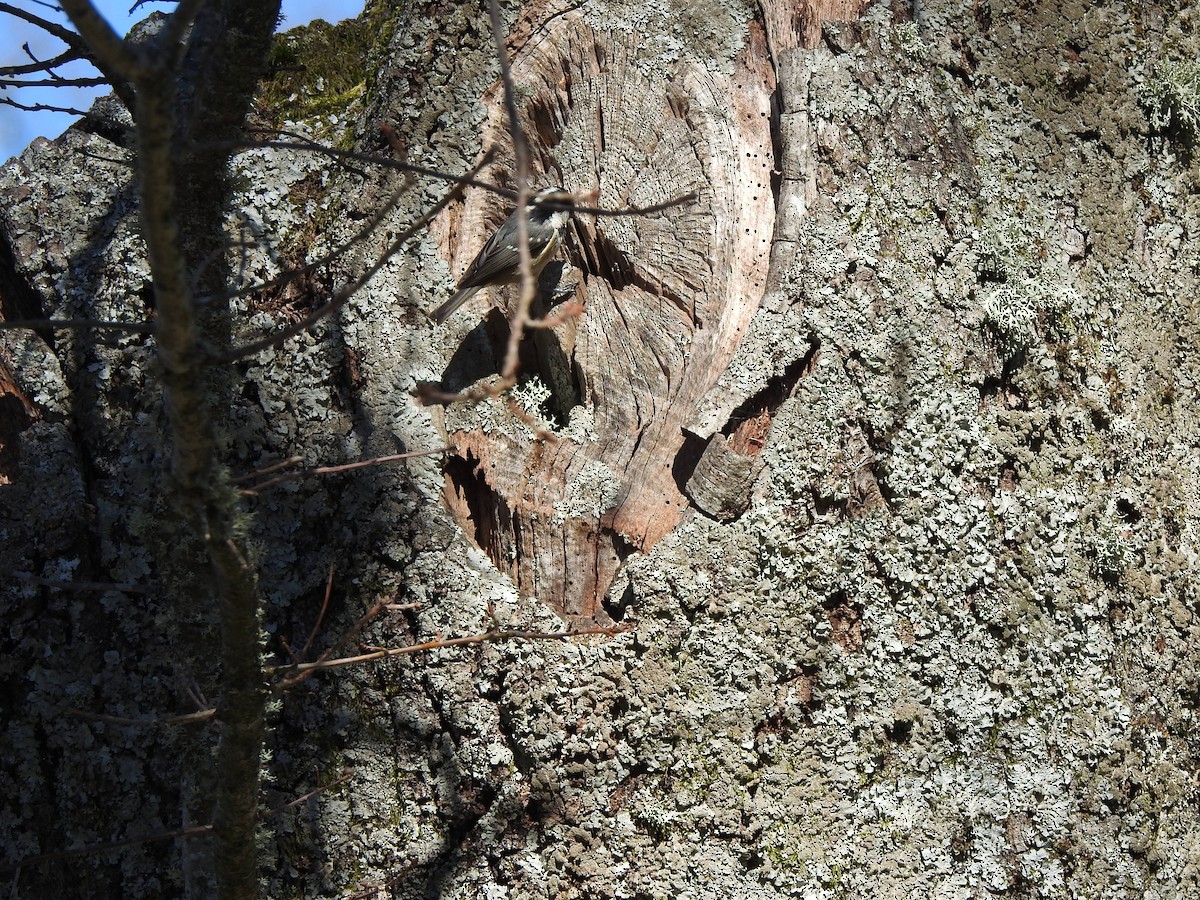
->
[455, 214, 523, 290]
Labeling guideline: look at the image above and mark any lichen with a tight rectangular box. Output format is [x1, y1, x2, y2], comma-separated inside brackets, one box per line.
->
[1140, 57, 1200, 136]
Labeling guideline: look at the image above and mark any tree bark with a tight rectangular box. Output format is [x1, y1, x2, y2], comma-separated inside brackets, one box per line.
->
[4, 0, 1200, 897]
[5, 1, 278, 896]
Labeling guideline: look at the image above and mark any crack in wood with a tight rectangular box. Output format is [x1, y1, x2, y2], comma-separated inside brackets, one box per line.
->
[436, 14, 774, 620]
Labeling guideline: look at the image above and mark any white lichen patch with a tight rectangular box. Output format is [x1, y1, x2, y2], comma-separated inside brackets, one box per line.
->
[552, 459, 622, 525]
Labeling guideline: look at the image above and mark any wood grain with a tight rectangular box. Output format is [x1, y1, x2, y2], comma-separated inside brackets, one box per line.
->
[436, 1, 866, 621]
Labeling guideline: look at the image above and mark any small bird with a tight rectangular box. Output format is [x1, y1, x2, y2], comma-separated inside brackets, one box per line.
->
[429, 186, 575, 324]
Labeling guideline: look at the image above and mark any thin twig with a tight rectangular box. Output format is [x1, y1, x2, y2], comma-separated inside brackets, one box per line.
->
[197, 134, 506, 197]
[240, 447, 448, 495]
[59, 0, 144, 83]
[225, 538, 250, 571]
[0, 48, 83, 77]
[273, 597, 393, 692]
[563, 192, 698, 217]
[299, 563, 336, 662]
[504, 394, 557, 442]
[230, 455, 303, 484]
[529, 299, 586, 329]
[218, 154, 490, 362]
[486, 0, 539, 388]
[283, 126, 374, 178]
[188, 237, 262, 300]
[272, 622, 632, 685]
[66, 708, 216, 727]
[410, 376, 522, 407]
[0, 318, 156, 334]
[183, 680, 209, 713]
[0, 97, 96, 116]
[194, 136, 696, 217]
[0, 2, 91, 51]
[194, 177, 417, 306]
[487, 0, 530, 179]
[0, 76, 109, 88]
[277, 770, 354, 812]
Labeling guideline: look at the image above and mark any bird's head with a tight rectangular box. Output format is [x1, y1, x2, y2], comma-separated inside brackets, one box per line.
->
[528, 187, 575, 225]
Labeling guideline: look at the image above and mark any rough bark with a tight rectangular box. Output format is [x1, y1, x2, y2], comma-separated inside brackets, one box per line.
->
[3, 0, 1200, 898]
[4, 0, 279, 896]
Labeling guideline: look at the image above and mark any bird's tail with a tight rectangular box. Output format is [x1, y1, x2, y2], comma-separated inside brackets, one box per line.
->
[429, 285, 481, 325]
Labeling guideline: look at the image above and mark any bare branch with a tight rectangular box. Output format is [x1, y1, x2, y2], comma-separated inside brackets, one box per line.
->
[239, 447, 449, 495]
[486, 0, 538, 385]
[224, 132, 699, 217]
[486, 0, 531, 178]
[277, 770, 353, 811]
[198, 133, 511, 199]
[124, 61, 193, 381]
[218, 155, 491, 362]
[273, 596, 392, 692]
[0, 2, 91, 51]
[412, 373, 542, 408]
[567, 192, 698, 217]
[230, 455, 303, 484]
[0, 48, 84, 76]
[0, 75, 110, 87]
[188, 236, 262, 297]
[298, 563, 336, 662]
[0, 318, 156, 334]
[58, 0, 142, 108]
[195, 177, 414, 305]
[272, 622, 632, 683]
[504, 394, 558, 442]
[276, 127, 374, 177]
[0, 96, 95, 117]
[67, 707, 216, 727]
[529, 298, 587, 328]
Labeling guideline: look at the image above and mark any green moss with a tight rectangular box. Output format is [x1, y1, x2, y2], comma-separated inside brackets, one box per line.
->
[256, 12, 375, 139]
[362, 0, 401, 105]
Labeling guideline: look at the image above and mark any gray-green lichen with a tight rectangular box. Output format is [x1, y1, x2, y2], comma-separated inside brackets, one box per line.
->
[4, 0, 1200, 898]
[1140, 57, 1200, 136]
[579, 0, 750, 76]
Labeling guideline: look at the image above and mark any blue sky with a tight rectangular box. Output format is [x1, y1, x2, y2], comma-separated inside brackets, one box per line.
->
[1, 0, 364, 162]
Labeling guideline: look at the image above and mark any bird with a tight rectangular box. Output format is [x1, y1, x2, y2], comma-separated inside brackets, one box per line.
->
[429, 186, 575, 324]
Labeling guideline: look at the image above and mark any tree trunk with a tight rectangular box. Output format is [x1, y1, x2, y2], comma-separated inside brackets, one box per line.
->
[4, 0, 1200, 897]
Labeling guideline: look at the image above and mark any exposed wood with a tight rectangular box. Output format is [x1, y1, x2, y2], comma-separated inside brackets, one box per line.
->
[684, 433, 763, 522]
[437, 2, 868, 621]
[690, 0, 869, 439]
[759, 0, 872, 56]
[0, 353, 36, 485]
[0, 242, 40, 485]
